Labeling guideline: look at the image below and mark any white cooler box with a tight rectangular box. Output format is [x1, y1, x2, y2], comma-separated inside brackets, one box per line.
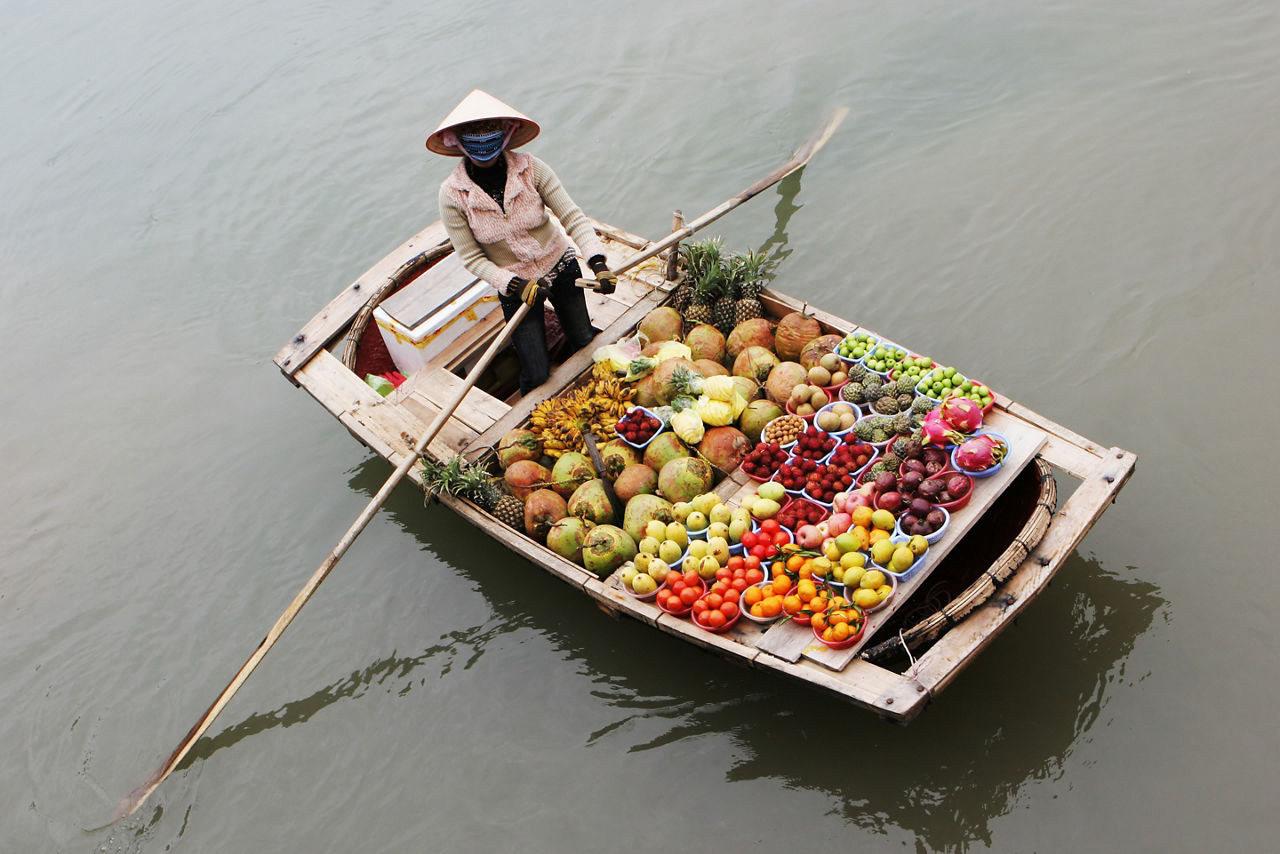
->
[372, 254, 501, 375]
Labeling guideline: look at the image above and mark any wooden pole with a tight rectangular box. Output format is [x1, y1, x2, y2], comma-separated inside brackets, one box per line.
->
[111, 107, 848, 823]
[111, 301, 532, 823]
[664, 210, 685, 282]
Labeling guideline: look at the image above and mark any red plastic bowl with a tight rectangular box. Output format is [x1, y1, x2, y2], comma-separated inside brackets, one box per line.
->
[811, 609, 867, 649]
[656, 577, 706, 617]
[926, 470, 974, 511]
[691, 605, 742, 633]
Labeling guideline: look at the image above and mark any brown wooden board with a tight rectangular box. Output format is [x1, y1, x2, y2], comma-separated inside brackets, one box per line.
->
[752, 409, 1047, 667]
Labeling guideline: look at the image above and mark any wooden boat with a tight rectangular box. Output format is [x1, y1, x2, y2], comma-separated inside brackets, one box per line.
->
[273, 218, 1136, 724]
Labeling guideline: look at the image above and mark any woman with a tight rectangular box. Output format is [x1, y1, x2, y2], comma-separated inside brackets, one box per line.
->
[427, 89, 617, 394]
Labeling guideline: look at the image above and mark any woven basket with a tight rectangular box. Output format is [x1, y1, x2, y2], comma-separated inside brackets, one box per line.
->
[860, 456, 1057, 664]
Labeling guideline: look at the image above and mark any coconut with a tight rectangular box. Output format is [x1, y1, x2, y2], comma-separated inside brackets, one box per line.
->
[632, 372, 660, 408]
[503, 459, 551, 501]
[732, 345, 780, 383]
[598, 439, 642, 482]
[496, 428, 542, 471]
[642, 431, 690, 471]
[637, 306, 684, 343]
[550, 451, 596, 499]
[765, 361, 809, 404]
[774, 311, 822, 361]
[726, 318, 774, 359]
[799, 333, 845, 369]
[737, 399, 784, 443]
[693, 358, 730, 378]
[582, 524, 638, 577]
[524, 489, 568, 540]
[697, 426, 751, 474]
[613, 463, 658, 502]
[546, 517, 594, 564]
[567, 479, 615, 526]
[651, 357, 701, 406]
[684, 324, 727, 364]
[658, 456, 715, 504]
[621, 493, 675, 542]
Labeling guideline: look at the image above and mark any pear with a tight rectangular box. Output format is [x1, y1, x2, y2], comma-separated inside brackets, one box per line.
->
[693, 492, 720, 516]
[658, 539, 683, 564]
[644, 520, 668, 541]
[751, 498, 781, 519]
[634, 552, 653, 573]
[665, 522, 688, 549]
[619, 565, 639, 587]
[671, 501, 693, 522]
[707, 536, 731, 565]
[685, 510, 708, 532]
[908, 534, 930, 556]
[638, 536, 661, 556]
[630, 573, 657, 595]
[709, 503, 732, 525]
[697, 555, 720, 580]
[728, 517, 750, 543]
[707, 521, 730, 541]
[889, 546, 915, 574]
[687, 539, 709, 559]
[757, 481, 786, 503]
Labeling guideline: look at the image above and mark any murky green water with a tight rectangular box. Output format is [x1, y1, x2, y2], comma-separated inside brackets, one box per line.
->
[3, 0, 1278, 850]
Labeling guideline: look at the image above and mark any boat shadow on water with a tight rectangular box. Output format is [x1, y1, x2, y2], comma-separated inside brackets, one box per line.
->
[177, 454, 1164, 847]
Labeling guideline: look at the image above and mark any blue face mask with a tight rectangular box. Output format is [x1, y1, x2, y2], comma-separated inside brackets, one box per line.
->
[459, 129, 507, 163]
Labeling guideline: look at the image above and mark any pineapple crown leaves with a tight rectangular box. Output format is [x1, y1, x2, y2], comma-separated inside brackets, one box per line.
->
[420, 455, 501, 508]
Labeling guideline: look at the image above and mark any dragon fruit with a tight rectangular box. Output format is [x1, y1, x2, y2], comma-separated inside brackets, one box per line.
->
[920, 408, 965, 447]
[953, 433, 1008, 472]
[940, 394, 984, 434]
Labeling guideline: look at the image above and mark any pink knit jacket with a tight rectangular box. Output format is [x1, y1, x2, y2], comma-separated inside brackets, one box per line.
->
[439, 152, 607, 291]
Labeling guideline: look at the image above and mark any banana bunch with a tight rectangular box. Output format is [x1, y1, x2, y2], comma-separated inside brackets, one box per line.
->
[527, 366, 636, 457]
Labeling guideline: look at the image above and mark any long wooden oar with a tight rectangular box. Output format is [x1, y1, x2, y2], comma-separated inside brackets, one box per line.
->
[109, 299, 531, 822]
[111, 107, 846, 823]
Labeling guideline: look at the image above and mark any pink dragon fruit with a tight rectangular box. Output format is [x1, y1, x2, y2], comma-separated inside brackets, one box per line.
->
[953, 433, 1008, 472]
[920, 408, 965, 447]
[940, 394, 984, 434]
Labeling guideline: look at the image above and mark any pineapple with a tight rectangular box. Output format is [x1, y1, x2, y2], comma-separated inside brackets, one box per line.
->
[736, 250, 774, 301]
[733, 297, 764, 325]
[493, 493, 525, 529]
[713, 278, 739, 334]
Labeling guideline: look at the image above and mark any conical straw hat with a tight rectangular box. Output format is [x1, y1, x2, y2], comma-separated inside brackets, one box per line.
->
[426, 89, 540, 155]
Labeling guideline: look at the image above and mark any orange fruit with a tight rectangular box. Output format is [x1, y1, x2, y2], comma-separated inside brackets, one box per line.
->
[761, 597, 782, 618]
[786, 554, 805, 573]
[782, 594, 802, 615]
[744, 586, 763, 606]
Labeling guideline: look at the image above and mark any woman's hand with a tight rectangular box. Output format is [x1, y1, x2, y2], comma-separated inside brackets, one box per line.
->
[588, 257, 617, 295]
[506, 276, 549, 306]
